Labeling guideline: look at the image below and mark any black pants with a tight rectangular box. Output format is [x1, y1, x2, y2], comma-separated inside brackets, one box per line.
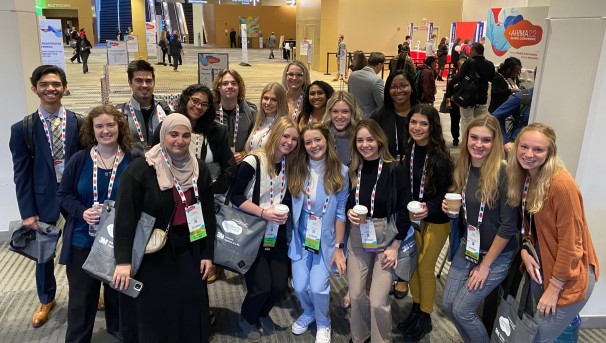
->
[172, 54, 181, 70]
[449, 103, 461, 141]
[241, 232, 289, 324]
[81, 51, 90, 73]
[65, 247, 120, 343]
[162, 48, 171, 64]
[230, 38, 237, 48]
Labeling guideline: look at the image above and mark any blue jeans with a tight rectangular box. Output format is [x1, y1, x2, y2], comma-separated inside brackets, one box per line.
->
[291, 248, 332, 327]
[442, 242, 513, 343]
[493, 111, 528, 142]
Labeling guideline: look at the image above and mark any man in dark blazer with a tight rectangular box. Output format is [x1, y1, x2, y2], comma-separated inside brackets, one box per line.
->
[9, 65, 83, 328]
[348, 52, 386, 117]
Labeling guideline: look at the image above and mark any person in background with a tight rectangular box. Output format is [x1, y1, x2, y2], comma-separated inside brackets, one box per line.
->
[322, 91, 364, 167]
[58, 105, 134, 342]
[436, 37, 449, 81]
[397, 105, 454, 341]
[450, 37, 462, 75]
[113, 115, 216, 343]
[268, 32, 277, 59]
[333, 34, 347, 81]
[213, 69, 258, 165]
[348, 52, 386, 117]
[80, 35, 92, 74]
[231, 117, 300, 343]
[507, 123, 599, 342]
[282, 60, 311, 120]
[346, 119, 409, 343]
[441, 114, 517, 343]
[245, 82, 289, 152]
[297, 80, 334, 127]
[489, 57, 522, 114]
[343, 50, 367, 84]
[444, 58, 467, 147]
[460, 38, 471, 58]
[288, 122, 349, 343]
[230, 28, 237, 48]
[169, 32, 184, 72]
[69, 28, 81, 64]
[425, 34, 437, 57]
[159, 31, 170, 66]
[402, 35, 412, 54]
[417, 56, 437, 105]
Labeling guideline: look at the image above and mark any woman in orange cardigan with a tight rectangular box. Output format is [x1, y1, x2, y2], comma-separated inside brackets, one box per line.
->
[507, 123, 599, 342]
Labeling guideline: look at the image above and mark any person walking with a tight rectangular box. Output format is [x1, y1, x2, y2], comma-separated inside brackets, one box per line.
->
[80, 35, 92, 74]
[268, 32, 277, 59]
[169, 32, 184, 71]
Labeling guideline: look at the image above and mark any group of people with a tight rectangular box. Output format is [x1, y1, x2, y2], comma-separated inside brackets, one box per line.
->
[9, 57, 598, 343]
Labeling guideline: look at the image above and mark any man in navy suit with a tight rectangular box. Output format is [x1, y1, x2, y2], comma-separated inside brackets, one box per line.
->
[9, 65, 82, 328]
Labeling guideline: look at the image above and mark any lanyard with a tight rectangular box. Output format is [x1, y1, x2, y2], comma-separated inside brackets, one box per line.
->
[410, 143, 428, 200]
[355, 159, 383, 218]
[306, 176, 329, 218]
[462, 165, 485, 228]
[128, 100, 166, 143]
[192, 133, 207, 158]
[269, 156, 286, 207]
[38, 109, 66, 159]
[92, 146, 121, 203]
[293, 92, 304, 120]
[160, 147, 199, 204]
[521, 176, 531, 236]
[250, 116, 276, 149]
[218, 104, 240, 148]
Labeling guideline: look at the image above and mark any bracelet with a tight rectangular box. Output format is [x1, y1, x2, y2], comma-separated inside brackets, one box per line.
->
[260, 209, 265, 219]
[479, 264, 491, 272]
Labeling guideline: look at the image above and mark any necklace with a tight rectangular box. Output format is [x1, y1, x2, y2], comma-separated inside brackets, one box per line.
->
[98, 150, 118, 176]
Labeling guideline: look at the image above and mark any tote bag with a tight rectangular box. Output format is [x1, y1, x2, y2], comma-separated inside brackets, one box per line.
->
[491, 274, 539, 343]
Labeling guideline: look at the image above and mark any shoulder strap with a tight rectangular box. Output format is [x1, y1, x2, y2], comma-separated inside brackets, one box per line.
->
[252, 154, 261, 206]
[516, 89, 532, 118]
[157, 100, 172, 114]
[23, 114, 35, 158]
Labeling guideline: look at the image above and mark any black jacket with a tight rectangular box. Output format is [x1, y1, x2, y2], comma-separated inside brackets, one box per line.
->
[450, 56, 496, 105]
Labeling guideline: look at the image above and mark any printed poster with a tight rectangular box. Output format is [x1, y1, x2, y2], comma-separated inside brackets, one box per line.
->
[238, 16, 259, 37]
[198, 53, 229, 86]
[106, 40, 129, 65]
[39, 18, 66, 70]
[126, 35, 139, 54]
[145, 22, 158, 58]
[485, 7, 549, 70]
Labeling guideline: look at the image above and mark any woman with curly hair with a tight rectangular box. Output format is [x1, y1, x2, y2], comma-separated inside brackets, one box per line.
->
[297, 80, 334, 127]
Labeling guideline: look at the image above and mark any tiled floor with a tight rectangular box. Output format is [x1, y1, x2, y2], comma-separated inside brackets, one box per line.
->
[1, 45, 602, 342]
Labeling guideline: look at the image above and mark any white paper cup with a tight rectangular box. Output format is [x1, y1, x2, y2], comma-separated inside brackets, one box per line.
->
[407, 201, 423, 221]
[445, 193, 462, 216]
[275, 204, 289, 224]
[353, 205, 368, 222]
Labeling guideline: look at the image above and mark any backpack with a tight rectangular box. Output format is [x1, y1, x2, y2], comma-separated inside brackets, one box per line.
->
[413, 67, 424, 100]
[459, 44, 468, 58]
[452, 67, 480, 108]
[505, 88, 531, 138]
[23, 112, 84, 159]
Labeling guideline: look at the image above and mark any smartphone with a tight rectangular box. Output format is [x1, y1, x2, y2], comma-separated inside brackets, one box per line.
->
[110, 278, 144, 298]
[534, 267, 543, 285]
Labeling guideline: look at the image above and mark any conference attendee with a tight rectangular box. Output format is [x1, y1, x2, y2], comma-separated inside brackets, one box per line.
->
[348, 52, 386, 117]
[402, 35, 412, 54]
[388, 47, 415, 80]
[245, 82, 289, 152]
[297, 80, 334, 127]
[397, 105, 454, 341]
[506, 123, 599, 342]
[9, 65, 83, 328]
[119, 60, 173, 151]
[346, 119, 409, 343]
[416, 56, 438, 105]
[450, 37, 462, 75]
[370, 70, 419, 162]
[113, 115, 216, 343]
[153, 85, 237, 195]
[159, 31, 170, 66]
[69, 28, 81, 63]
[230, 28, 237, 48]
[80, 34, 93, 74]
[169, 32, 184, 71]
[288, 122, 349, 343]
[436, 37, 449, 81]
[282, 60, 311, 119]
[230, 117, 300, 342]
[268, 32, 277, 59]
[489, 57, 522, 114]
[441, 115, 517, 343]
[425, 34, 437, 57]
[58, 105, 134, 342]
[449, 43, 496, 134]
[460, 38, 471, 58]
[213, 69, 257, 165]
[333, 34, 347, 81]
[493, 87, 535, 152]
[322, 91, 364, 167]
[343, 50, 367, 84]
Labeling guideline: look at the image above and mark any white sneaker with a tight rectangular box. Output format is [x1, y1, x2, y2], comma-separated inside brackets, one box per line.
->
[315, 325, 331, 343]
[291, 314, 315, 335]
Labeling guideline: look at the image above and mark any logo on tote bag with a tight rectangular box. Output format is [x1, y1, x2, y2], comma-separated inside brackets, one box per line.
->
[222, 221, 243, 235]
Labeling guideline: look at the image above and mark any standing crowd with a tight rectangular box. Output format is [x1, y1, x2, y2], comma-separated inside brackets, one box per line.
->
[8, 41, 598, 343]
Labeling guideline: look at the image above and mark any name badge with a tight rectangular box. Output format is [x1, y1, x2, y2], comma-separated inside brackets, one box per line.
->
[304, 215, 322, 254]
[465, 224, 480, 264]
[54, 160, 65, 183]
[263, 222, 279, 248]
[186, 202, 207, 242]
[360, 219, 378, 252]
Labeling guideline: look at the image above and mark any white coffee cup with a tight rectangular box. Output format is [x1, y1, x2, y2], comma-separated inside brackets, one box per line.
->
[275, 204, 290, 224]
[445, 193, 462, 217]
[407, 201, 423, 222]
[353, 205, 368, 222]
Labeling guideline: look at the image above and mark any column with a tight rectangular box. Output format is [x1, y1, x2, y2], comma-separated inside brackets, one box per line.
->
[130, 0, 148, 60]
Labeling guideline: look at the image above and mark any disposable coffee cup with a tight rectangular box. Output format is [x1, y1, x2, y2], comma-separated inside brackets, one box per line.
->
[445, 193, 462, 217]
[353, 205, 368, 222]
[275, 204, 289, 224]
[407, 201, 423, 222]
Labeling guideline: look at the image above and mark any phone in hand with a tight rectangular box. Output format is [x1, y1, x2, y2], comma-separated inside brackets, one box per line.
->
[534, 267, 543, 285]
[110, 278, 144, 298]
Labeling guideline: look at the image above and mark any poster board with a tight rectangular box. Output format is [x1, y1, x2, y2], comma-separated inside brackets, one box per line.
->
[240, 24, 248, 64]
[39, 18, 65, 70]
[106, 40, 129, 65]
[126, 35, 139, 54]
[145, 22, 158, 58]
[198, 53, 229, 86]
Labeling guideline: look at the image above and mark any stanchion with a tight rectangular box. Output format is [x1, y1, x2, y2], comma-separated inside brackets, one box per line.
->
[324, 52, 331, 75]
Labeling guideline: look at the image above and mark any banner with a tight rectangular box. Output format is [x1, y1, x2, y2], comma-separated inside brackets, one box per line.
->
[126, 35, 139, 54]
[106, 40, 129, 65]
[300, 39, 311, 56]
[240, 24, 248, 64]
[145, 22, 158, 58]
[198, 53, 229, 87]
[39, 18, 65, 70]
[485, 7, 548, 70]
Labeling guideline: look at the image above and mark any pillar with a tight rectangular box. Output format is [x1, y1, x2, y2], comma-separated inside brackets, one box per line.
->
[131, 0, 148, 60]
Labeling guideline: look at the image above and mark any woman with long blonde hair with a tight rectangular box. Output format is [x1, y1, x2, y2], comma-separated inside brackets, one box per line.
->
[506, 123, 598, 342]
[287, 122, 348, 342]
[282, 60, 311, 119]
[441, 114, 517, 343]
[245, 82, 289, 152]
[322, 91, 364, 166]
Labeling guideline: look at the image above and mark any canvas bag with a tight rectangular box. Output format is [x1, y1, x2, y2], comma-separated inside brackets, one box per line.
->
[214, 155, 267, 274]
[9, 221, 60, 264]
[383, 216, 419, 281]
[491, 273, 539, 343]
[82, 200, 156, 283]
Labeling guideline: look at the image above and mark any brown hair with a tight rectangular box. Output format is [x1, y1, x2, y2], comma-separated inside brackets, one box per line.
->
[80, 105, 131, 152]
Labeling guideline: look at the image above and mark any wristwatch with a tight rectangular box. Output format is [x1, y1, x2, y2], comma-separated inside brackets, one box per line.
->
[335, 243, 344, 249]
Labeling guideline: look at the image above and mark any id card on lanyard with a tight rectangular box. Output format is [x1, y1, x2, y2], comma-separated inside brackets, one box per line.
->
[356, 160, 383, 252]
[263, 157, 286, 248]
[462, 166, 484, 264]
[304, 178, 329, 254]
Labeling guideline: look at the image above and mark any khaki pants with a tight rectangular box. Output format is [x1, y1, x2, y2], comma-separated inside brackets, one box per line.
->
[347, 218, 394, 343]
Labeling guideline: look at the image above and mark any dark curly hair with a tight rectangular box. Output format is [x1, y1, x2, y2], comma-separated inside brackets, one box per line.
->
[404, 104, 453, 197]
[299, 80, 334, 123]
[175, 84, 218, 135]
[80, 105, 131, 152]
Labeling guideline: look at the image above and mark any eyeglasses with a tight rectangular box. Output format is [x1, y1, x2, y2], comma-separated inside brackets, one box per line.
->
[286, 72, 304, 78]
[190, 98, 210, 108]
[390, 83, 410, 91]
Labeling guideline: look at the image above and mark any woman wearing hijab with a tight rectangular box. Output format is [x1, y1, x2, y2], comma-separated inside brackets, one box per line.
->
[112, 115, 216, 343]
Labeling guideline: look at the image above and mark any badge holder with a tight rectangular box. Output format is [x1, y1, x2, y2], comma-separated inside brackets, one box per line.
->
[186, 203, 207, 242]
[360, 219, 378, 253]
[464, 224, 480, 264]
[263, 222, 279, 249]
[304, 215, 322, 254]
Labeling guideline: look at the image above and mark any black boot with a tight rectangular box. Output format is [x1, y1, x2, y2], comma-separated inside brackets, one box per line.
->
[397, 302, 420, 332]
[405, 311, 433, 341]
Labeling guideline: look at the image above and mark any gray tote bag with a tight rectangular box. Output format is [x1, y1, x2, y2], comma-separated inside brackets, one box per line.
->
[491, 274, 539, 343]
[9, 221, 60, 264]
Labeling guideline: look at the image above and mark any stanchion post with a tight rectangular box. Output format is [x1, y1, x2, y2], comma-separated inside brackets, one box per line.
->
[324, 52, 331, 75]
